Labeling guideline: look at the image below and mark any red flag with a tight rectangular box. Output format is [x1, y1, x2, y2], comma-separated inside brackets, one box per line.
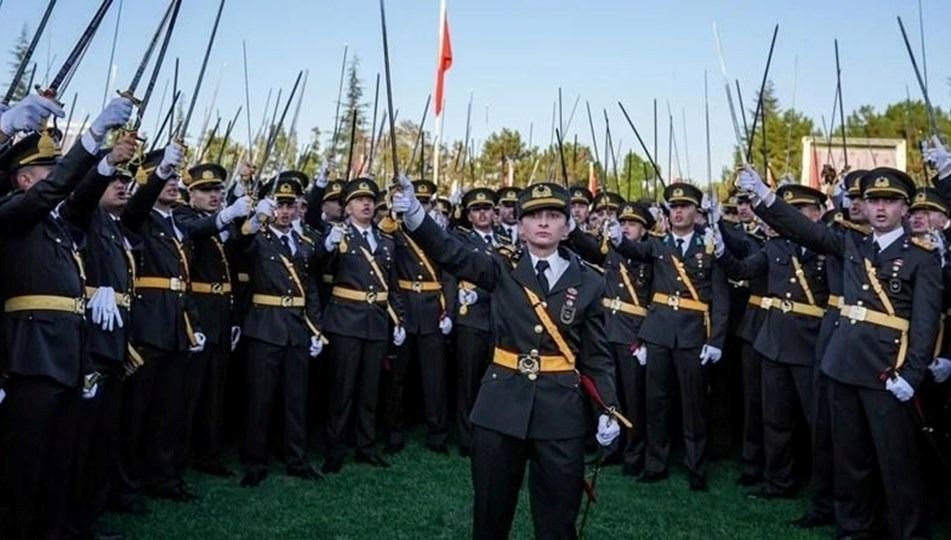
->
[434, 0, 452, 117]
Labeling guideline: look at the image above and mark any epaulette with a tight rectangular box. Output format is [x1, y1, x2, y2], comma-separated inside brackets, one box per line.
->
[649, 230, 666, 238]
[378, 231, 393, 239]
[580, 260, 605, 274]
[833, 215, 872, 236]
[299, 235, 314, 245]
[910, 236, 937, 252]
[721, 215, 740, 224]
[456, 226, 471, 234]
[497, 244, 516, 259]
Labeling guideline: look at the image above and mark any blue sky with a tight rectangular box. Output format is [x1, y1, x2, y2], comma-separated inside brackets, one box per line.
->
[2, 0, 950, 181]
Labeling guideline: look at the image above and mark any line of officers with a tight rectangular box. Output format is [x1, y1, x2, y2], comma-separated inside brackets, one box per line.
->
[2, 94, 951, 539]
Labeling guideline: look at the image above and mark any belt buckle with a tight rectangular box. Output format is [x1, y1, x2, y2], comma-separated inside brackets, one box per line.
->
[75, 297, 86, 313]
[848, 305, 867, 323]
[211, 282, 224, 294]
[666, 295, 680, 310]
[609, 298, 622, 311]
[280, 296, 294, 307]
[760, 297, 773, 310]
[170, 277, 183, 291]
[518, 349, 541, 381]
[366, 291, 378, 304]
[780, 299, 793, 313]
[412, 281, 422, 293]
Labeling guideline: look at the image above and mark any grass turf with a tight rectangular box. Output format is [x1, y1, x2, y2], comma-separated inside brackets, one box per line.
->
[105, 433, 945, 539]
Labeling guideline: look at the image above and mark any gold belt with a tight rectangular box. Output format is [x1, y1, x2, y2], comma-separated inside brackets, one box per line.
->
[652, 292, 709, 313]
[828, 295, 844, 310]
[601, 297, 647, 317]
[252, 294, 305, 308]
[747, 295, 766, 309]
[397, 280, 442, 293]
[190, 282, 232, 295]
[493, 348, 574, 380]
[332, 286, 389, 304]
[759, 297, 826, 318]
[135, 276, 186, 291]
[237, 272, 250, 283]
[84, 287, 132, 308]
[4, 295, 85, 314]
[840, 304, 909, 332]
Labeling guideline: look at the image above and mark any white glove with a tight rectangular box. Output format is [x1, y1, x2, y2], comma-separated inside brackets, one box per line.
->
[82, 373, 100, 400]
[633, 343, 647, 366]
[929, 357, 951, 384]
[393, 325, 406, 346]
[89, 97, 135, 141]
[930, 230, 947, 268]
[255, 198, 277, 219]
[0, 103, 8, 117]
[458, 288, 478, 306]
[189, 332, 207, 353]
[596, 414, 621, 447]
[157, 142, 185, 179]
[736, 166, 771, 201]
[568, 216, 577, 233]
[0, 94, 65, 136]
[87, 286, 123, 332]
[439, 316, 453, 335]
[712, 226, 725, 258]
[314, 161, 331, 188]
[391, 175, 424, 229]
[309, 335, 324, 358]
[230, 326, 241, 351]
[217, 195, 252, 227]
[699, 344, 722, 366]
[323, 224, 345, 251]
[607, 219, 622, 246]
[449, 186, 463, 206]
[924, 135, 951, 180]
[885, 374, 915, 402]
[708, 195, 721, 225]
[428, 208, 449, 230]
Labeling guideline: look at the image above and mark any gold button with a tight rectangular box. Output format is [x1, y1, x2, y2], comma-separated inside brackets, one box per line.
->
[534, 325, 543, 334]
[857, 301, 863, 306]
[861, 284, 869, 290]
[789, 278, 796, 283]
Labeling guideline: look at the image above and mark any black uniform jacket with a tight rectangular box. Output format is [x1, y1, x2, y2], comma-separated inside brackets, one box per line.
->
[409, 215, 617, 441]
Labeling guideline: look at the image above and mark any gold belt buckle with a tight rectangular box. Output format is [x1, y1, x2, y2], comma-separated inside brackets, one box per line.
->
[170, 277, 183, 291]
[280, 296, 294, 307]
[760, 297, 773, 310]
[211, 282, 224, 294]
[412, 281, 422, 293]
[75, 297, 86, 313]
[366, 291, 378, 304]
[518, 349, 541, 381]
[609, 298, 622, 311]
[666, 295, 681, 310]
[780, 299, 793, 313]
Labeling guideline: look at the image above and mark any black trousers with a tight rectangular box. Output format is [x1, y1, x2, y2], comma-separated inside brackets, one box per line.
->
[0, 375, 80, 540]
[471, 426, 585, 540]
[176, 348, 208, 478]
[325, 334, 387, 460]
[613, 343, 646, 471]
[807, 370, 835, 518]
[762, 360, 813, 493]
[829, 379, 928, 539]
[67, 362, 123, 537]
[644, 343, 707, 476]
[739, 341, 764, 478]
[192, 341, 230, 467]
[385, 331, 449, 447]
[455, 326, 493, 451]
[116, 346, 189, 501]
[242, 338, 309, 471]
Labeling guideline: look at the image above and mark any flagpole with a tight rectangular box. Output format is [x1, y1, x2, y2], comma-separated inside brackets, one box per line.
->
[432, 0, 449, 187]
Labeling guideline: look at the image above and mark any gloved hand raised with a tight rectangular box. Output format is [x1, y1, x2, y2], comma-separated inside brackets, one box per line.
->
[0, 94, 65, 137]
[89, 97, 135, 141]
[157, 142, 185, 179]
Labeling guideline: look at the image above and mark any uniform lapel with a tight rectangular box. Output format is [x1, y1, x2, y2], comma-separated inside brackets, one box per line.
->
[548, 254, 581, 297]
[513, 253, 543, 297]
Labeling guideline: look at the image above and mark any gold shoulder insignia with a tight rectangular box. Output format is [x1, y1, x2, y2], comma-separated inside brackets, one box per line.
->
[836, 219, 872, 236]
[580, 260, 605, 274]
[649, 230, 665, 238]
[299, 235, 315, 245]
[911, 236, 937, 252]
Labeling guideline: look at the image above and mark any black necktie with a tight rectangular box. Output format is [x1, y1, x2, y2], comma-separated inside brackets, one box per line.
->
[872, 240, 881, 264]
[676, 238, 685, 255]
[166, 216, 178, 239]
[363, 230, 372, 251]
[535, 259, 551, 295]
[484, 234, 492, 245]
[280, 235, 292, 257]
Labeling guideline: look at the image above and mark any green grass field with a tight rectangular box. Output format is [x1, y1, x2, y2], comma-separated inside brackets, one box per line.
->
[105, 429, 895, 540]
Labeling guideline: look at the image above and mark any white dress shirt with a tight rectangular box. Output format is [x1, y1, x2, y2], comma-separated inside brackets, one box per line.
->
[270, 225, 298, 256]
[671, 230, 695, 256]
[872, 226, 904, 253]
[352, 222, 378, 253]
[529, 251, 569, 290]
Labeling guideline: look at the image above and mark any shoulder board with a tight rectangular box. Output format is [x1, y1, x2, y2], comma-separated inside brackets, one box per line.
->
[581, 260, 605, 274]
[299, 235, 314, 245]
[721, 215, 740, 224]
[378, 231, 393, 239]
[649, 231, 665, 238]
[835, 218, 872, 236]
[910, 236, 937, 252]
[457, 226, 471, 234]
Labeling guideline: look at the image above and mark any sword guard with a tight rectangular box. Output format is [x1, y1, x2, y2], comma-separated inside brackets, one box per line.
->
[116, 89, 143, 106]
[35, 85, 63, 107]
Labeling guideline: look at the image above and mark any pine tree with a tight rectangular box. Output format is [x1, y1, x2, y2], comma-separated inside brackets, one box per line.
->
[6, 24, 31, 101]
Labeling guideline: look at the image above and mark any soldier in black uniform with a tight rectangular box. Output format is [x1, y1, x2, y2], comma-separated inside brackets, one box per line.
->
[237, 172, 325, 487]
[319, 178, 405, 474]
[495, 186, 520, 244]
[117, 142, 205, 508]
[392, 178, 621, 539]
[739, 166, 940, 539]
[451, 187, 506, 457]
[569, 185, 593, 229]
[384, 179, 453, 454]
[566, 202, 655, 476]
[715, 184, 831, 499]
[609, 182, 730, 491]
[174, 163, 251, 477]
[0, 96, 132, 539]
[591, 191, 623, 230]
[64, 134, 140, 539]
